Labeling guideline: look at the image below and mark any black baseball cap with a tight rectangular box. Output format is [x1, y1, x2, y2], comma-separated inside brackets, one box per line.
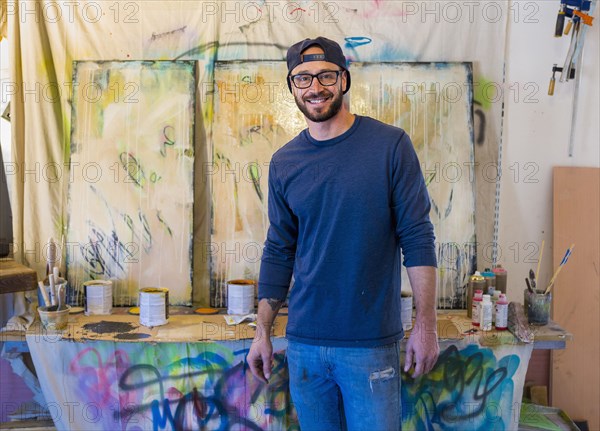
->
[286, 36, 351, 94]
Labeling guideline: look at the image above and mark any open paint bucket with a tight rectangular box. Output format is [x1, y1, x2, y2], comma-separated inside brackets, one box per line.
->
[83, 280, 113, 315]
[227, 279, 255, 315]
[139, 287, 169, 327]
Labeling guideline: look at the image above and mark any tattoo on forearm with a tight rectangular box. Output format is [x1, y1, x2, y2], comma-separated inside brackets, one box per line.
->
[266, 298, 283, 311]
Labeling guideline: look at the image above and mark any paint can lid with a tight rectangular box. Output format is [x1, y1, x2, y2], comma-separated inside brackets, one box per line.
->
[195, 307, 219, 315]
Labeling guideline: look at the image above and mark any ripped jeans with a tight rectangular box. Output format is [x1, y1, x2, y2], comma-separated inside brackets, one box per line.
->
[286, 340, 402, 431]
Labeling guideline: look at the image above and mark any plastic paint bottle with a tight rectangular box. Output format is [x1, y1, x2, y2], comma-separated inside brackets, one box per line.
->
[492, 290, 501, 324]
[480, 294, 493, 331]
[495, 294, 509, 330]
[472, 290, 483, 326]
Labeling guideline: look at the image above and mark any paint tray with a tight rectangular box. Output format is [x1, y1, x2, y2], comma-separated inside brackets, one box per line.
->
[519, 402, 581, 431]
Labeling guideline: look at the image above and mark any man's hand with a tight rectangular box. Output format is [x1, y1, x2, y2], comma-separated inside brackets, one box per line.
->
[247, 297, 283, 384]
[403, 321, 439, 377]
[247, 334, 273, 384]
[404, 265, 439, 377]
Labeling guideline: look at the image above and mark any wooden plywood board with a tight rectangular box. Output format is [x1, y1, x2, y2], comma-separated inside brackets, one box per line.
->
[551, 167, 600, 429]
[526, 349, 551, 388]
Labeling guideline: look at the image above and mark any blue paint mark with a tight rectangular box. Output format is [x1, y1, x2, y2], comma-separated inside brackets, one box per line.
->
[434, 63, 450, 69]
[377, 45, 415, 62]
[344, 36, 372, 48]
[151, 398, 175, 431]
[234, 348, 250, 356]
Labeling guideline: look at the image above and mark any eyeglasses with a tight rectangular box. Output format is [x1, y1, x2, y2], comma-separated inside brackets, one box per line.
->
[290, 70, 343, 89]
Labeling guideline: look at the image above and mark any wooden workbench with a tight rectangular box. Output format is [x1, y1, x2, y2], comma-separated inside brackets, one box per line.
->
[3, 307, 572, 348]
[0, 259, 37, 294]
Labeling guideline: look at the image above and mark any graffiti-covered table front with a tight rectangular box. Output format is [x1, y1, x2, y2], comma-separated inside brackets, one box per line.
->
[25, 309, 543, 430]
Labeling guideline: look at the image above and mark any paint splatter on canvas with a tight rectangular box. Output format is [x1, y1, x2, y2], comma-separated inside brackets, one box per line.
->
[67, 61, 196, 305]
[350, 63, 477, 308]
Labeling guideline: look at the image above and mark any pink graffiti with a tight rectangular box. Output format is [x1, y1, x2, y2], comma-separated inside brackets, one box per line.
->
[69, 347, 134, 426]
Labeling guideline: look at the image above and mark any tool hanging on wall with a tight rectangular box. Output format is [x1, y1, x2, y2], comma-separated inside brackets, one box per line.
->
[548, 0, 596, 156]
[547, 64, 575, 96]
[549, 0, 595, 92]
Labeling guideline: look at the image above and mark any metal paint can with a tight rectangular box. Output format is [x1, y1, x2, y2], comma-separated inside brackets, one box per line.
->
[83, 280, 113, 316]
[401, 291, 413, 331]
[139, 287, 169, 327]
[481, 268, 496, 295]
[492, 265, 507, 294]
[227, 279, 255, 315]
[467, 272, 486, 318]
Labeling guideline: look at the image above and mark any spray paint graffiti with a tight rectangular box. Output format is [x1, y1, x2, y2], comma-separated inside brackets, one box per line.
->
[65, 342, 298, 430]
[24, 337, 531, 430]
[402, 344, 526, 430]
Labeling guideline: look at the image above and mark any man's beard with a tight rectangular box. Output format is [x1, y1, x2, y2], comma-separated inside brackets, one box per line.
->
[294, 88, 343, 123]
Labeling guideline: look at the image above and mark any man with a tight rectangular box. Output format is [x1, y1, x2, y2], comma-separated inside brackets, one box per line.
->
[247, 36, 439, 431]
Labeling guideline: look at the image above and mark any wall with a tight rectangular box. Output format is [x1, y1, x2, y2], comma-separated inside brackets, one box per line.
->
[0, 39, 9, 163]
[500, 3, 598, 422]
[499, 1, 599, 301]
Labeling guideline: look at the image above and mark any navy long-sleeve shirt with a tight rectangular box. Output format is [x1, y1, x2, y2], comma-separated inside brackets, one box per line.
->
[259, 115, 437, 347]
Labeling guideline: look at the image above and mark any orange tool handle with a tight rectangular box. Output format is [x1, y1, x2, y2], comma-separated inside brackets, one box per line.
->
[573, 10, 594, 26]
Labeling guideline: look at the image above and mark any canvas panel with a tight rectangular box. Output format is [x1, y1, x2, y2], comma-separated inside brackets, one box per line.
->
[67, 60, 195, 305]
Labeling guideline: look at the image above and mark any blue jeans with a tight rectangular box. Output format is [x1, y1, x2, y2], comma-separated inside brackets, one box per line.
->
[286, 340, 402, 431]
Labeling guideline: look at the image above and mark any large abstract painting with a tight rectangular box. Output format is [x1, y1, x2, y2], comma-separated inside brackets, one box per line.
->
[67, 61, 196, 305]
[211, 61, 475, 309]
[350, 63, 477, 308]
[210, 61, 305, 307]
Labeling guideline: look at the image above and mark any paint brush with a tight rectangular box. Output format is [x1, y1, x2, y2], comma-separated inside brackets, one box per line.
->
[535, 239, 545, 281]
[528, 268, 537, 290]
[544, 243, 575, 294]
[57, 284, 65, 311]
[49, 273, 56, 306]
[525, 277, 534, 294]
[47, 237, 57, 276]
[38, 281, 50, 306]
